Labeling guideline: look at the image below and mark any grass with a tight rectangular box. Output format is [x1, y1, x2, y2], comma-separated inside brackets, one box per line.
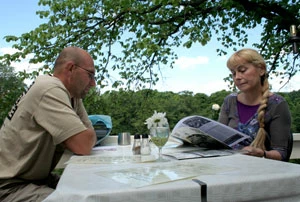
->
[52, 168, 65, 176]
[289, 159, 300, 164]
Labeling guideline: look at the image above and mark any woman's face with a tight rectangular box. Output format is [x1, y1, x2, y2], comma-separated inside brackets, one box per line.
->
[229, 62, 265, 93]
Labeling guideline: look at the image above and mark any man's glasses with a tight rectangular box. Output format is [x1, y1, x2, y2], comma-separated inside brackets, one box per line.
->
[75, 64, 95, 80]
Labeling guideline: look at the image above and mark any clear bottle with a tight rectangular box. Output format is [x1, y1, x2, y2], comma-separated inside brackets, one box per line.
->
[141, 134, 151, 155]
[132, 134, 141, 155]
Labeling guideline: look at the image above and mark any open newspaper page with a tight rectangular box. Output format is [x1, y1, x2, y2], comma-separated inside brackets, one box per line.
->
[171, 115, 250, 149]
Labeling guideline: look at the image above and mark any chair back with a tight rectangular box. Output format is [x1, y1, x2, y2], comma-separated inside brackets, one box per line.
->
[286, 132, 293, 162]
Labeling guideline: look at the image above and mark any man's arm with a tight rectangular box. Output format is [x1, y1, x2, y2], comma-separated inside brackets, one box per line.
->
[64, 98, 97, 155]
[63, 128, 97, 155]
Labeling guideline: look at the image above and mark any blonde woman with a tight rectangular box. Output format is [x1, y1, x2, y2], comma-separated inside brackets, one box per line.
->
[218, 48, 292, 161]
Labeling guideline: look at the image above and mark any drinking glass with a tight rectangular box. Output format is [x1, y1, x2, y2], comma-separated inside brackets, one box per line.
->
[149, 125, 170, 162]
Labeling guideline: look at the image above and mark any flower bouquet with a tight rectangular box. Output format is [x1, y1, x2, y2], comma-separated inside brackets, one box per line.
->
[145, 111, 170, 161]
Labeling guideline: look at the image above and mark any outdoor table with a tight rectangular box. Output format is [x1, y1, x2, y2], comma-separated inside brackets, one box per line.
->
[44, 141, 300, 202]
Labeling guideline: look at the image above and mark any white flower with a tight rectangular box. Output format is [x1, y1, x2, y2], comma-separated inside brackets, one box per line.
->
[212, 104, 220, 111]
[145, 110, 168, 129]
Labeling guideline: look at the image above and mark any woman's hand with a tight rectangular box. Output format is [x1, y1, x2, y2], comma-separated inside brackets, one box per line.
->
[242, 146, 283, 160]
[242, 146, 264, 157]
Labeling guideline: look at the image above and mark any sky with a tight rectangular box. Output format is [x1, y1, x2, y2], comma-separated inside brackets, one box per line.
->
[1, 0, 299, 95]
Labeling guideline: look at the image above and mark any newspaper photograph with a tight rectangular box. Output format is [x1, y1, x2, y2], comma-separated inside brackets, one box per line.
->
[171, 115, 250, 149]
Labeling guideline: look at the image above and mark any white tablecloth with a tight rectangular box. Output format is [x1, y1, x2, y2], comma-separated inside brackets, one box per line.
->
[44, 144, 300, 202]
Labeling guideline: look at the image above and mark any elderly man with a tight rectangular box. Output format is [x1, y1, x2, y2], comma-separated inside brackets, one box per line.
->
[0, 46, 97, 201]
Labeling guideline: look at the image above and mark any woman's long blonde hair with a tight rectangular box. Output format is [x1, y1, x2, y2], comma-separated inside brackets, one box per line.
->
[227, 48, 269, 150]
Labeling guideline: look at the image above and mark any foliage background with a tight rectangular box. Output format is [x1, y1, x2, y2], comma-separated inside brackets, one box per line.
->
[1, 0, 300, 130]
[1, 65, 300, 135]
[84, 88, 229, 135]
[1, 67, 300, 136]
[0, 66, 26, 124]
[0, 0, 299, 91]
[83, 88, 300, 135]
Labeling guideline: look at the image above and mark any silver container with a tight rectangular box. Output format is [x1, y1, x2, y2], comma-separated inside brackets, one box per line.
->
[118, 132, 131, 145]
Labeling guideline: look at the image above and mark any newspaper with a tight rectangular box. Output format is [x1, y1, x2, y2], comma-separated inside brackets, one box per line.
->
[171, 115, 250, 149]
[164, 149, 237, 160]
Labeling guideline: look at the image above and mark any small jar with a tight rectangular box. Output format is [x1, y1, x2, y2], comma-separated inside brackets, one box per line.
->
[132, 134, 141, 155]
[141, 134, 151, 155]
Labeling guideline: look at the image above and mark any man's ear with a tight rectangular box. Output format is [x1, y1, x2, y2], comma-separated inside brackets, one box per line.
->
[66, 62, 75, 72]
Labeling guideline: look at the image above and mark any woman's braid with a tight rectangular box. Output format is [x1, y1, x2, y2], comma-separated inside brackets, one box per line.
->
[250, 77, 269, 150]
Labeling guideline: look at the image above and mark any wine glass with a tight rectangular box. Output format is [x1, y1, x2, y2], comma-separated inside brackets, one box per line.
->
[149, 125, 170, 162]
